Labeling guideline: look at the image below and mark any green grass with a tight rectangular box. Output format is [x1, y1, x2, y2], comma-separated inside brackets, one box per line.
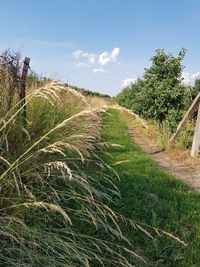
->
[100, 109, 200, 267]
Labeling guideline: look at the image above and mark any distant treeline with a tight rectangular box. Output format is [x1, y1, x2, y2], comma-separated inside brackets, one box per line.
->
[65, 83, 111, 98]
[26, 75, 110, 98]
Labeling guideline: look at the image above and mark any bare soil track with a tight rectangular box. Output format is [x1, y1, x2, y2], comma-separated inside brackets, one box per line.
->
[125, 115, 200, 190]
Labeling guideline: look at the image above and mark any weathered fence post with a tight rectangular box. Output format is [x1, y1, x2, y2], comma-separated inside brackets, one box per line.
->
[19, 57, 30, 124]
[170, 91, 200, 142]
[191, 102, 200, 157]
[170, 91, 200, 156]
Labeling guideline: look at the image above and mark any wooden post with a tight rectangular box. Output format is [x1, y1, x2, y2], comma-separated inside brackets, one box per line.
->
[191, 102, 200, 156]
[19, 57, 30, 123]
[170, 91, 200, 141]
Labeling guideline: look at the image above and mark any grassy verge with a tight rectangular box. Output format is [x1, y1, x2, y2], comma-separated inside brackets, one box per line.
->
[100, 108, 200, 266]
[0, 82, 133, 267]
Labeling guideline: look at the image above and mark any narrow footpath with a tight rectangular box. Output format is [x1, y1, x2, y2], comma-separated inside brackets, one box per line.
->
[113, 106, 200, 190]
[102, 108, 200, 266]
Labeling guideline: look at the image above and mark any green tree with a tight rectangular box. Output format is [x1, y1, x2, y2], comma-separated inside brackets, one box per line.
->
[117, 48, 187, 127]
[140, 48, 186, 123]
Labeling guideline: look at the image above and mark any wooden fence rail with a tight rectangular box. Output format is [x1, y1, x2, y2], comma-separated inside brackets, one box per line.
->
[170, 92, 200, 156]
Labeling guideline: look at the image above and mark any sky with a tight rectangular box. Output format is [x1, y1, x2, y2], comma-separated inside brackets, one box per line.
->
[1, 0, 200, 96]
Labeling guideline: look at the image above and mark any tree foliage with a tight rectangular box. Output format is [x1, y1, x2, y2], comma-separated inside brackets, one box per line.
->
[117, 49, 200, 130]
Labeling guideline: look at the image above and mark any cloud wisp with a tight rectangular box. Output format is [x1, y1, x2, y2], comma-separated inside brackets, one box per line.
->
[72, 50, 83, 59]
[181, 72, 200, 85]
[122, 78, 137, 88]
[99, 48, 120, 65]
[76, 62, 88, 68]
[72, 47, 120, 72]
[92, 68, 107, 74]
[72, 50, 97, 64]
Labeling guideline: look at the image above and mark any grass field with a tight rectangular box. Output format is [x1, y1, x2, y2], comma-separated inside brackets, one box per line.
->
[100, 108, 200, 266]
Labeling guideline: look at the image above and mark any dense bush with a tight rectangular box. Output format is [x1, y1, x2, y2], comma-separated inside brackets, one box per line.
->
[117, 49, 200, 132]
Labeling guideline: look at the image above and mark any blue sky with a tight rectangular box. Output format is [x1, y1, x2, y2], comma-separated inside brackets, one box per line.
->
[1, 0, 200, 96]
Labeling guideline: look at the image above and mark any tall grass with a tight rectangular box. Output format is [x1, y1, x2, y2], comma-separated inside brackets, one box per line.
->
[0, 80, 146, 266]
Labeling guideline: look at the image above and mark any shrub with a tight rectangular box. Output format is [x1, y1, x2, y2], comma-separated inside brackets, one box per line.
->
[0, 49, 21, 115]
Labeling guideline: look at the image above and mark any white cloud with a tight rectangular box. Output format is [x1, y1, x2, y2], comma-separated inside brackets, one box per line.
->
[191, 72, 200, 80]
[87, 54, 97, 64]
[89, 55, 97, 64]
[111, 47, 120, 58]
[76, 62, 87, 68]
[181, 72, 200, 85]
[72, 50, 83, 59]
[72, 47, 120, 68]
[72, 50, 97, 64]
[82, 52, 89, 58]
[99, 47, 120, 65]
[122, 78, 137, 88]
[98, 52, 109, 65]
[181, 72, 190, 85]
[92, 68, 107, 74]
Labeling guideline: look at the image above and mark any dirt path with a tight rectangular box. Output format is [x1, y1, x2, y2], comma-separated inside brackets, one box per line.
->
[128, 125, 200, 190]
[115, 107, 200, 190]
